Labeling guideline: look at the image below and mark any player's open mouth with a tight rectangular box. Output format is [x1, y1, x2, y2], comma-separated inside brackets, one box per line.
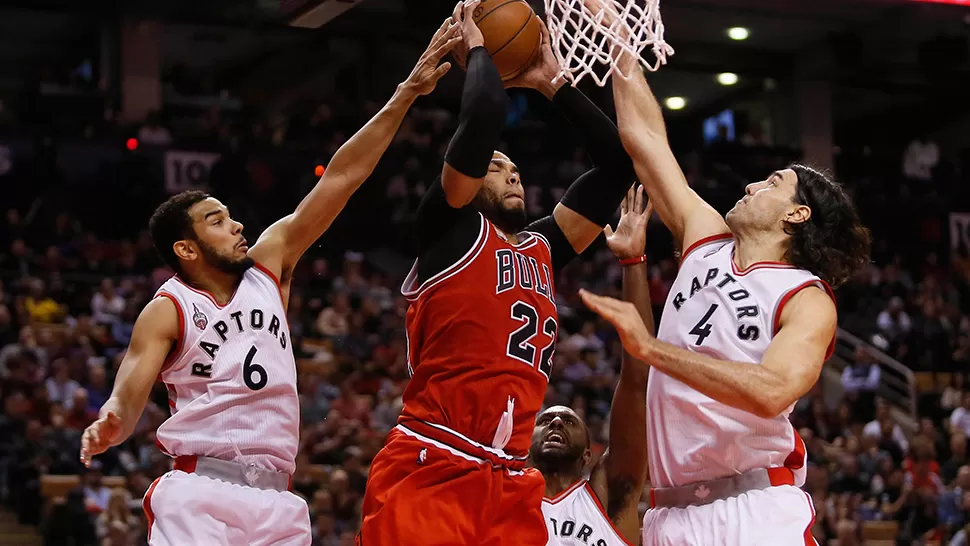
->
[544, 431, 567, 447]
[236, 239, 248, 250]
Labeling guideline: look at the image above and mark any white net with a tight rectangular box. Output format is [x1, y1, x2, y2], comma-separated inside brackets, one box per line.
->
[543, 0, 674, 87]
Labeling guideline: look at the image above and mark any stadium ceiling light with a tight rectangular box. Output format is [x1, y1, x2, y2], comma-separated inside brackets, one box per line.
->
[727, 27, 749, 41]
[664, 97, 686, 110]
[717, 72, 739, 86]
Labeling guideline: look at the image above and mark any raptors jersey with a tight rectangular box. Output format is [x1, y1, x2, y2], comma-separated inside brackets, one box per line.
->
[400, 214, 558, 465]
[648, 234, 834, 488]
[153, 264, 299, 474]
[543, 480, 633, 546]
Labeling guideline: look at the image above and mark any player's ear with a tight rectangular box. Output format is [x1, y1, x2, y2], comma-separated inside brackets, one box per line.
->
[786, 204, 811, 226]
[173, 240, 198, 262]
[582, 447, 593, 468]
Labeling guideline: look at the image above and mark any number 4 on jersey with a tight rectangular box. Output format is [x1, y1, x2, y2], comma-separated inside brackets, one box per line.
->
[507, 301, 558, 378]
[689, 304, 718, 346]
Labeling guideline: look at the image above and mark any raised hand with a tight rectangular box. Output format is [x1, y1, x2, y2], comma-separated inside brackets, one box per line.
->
[80, 411, 122, 467]
[450, 0, 485, 70]
[579, 289, 653, 361]
[402, 17, 462, 97]
[604, 184, 653, 260]
[503, 20, 564, 96]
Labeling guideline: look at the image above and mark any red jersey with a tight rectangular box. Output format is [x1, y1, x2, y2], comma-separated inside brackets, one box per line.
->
[399, 214, 559, 468]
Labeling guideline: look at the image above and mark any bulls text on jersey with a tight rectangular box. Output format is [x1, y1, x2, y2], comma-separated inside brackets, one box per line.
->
[495, 248, 556, 306]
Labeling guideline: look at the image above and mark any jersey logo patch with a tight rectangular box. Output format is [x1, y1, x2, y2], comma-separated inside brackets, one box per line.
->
[694, 484, 711, 500]
[192, 304, 208, 331]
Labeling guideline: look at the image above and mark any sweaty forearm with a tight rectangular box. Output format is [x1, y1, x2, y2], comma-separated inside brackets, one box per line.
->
[444, 47, 509, 178]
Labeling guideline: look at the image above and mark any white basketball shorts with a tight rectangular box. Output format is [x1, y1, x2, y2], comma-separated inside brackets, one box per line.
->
[143, 470, 311, 546]
[642, 484, 817, 546]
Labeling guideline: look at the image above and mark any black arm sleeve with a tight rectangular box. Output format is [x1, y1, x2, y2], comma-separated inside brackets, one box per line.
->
[553, 85, 637, 227]
[444, 47, 509, 178]
[414, 180, 482, 285]
[413, 48, 508, 284]
[525, 215, 579, 274]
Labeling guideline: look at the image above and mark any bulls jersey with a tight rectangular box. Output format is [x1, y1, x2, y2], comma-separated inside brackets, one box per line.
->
[542, 480, 633, 546]
[153, 264, 299, 474]
[400, 214, 558, 464]
[648, 234, 834, 488]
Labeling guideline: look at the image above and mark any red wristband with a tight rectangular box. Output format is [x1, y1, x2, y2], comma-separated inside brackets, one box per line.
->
[619, 255, 647, 266]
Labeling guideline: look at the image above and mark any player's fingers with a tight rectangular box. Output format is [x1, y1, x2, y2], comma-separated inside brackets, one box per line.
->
[431, 34, 462, 62]
[453, 1, 464, 22]
[644, 199, 654, 220]
[619, 195, 628, 216]
[463, 0, 482, 21]
[603, 224, 614, 238]
[430, 62, 452, 83]
[634, 184, 644, 214]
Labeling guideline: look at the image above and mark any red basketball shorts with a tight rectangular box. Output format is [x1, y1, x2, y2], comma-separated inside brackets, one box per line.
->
[358, 428, 547, 546]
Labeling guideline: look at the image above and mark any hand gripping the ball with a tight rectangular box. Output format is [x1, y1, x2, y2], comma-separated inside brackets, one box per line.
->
[503, 20, 564, 97]
[401, 17, 463, 97]
[449, 0, 485, 70]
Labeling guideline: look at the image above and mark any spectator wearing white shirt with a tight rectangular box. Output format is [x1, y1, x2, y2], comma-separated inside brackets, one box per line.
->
[45, 358, 80, 408]
[864, 397, 909, 454]
[876, 297, 911, 343]
[952, 393, 970, 438]
[90, 278, 125, 325]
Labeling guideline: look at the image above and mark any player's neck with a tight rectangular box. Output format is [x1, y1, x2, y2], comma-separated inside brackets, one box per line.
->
[543, 471, 584, 499]
[732, 233, 789, 270]
[182, 268, 242, 305]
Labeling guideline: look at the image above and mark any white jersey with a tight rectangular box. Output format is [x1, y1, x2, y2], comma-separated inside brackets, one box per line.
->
[648, 235, 833, 488]
[153, 264, 299, 474]
[542, 480, 633, 546]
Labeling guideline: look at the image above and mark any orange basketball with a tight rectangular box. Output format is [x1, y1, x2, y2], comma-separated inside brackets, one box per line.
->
[473, 0, 543, 81]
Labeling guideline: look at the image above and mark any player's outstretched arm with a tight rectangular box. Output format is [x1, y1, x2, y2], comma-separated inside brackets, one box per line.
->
[80, 296, 179, 467]
[512, 20, 637, 255]
[582, 0, 728, 249]
[249, 19, 461, 283]
[588, 186, 652, 543]
[580, 286, 836, 419]
[439, 0, 510, 208]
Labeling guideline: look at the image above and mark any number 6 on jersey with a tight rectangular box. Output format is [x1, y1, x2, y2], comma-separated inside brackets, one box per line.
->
[506, 300, 558, 378]
[242, 346, 268, 391]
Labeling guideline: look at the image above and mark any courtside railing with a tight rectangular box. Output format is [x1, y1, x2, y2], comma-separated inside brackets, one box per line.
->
[831, 328, 917, 419]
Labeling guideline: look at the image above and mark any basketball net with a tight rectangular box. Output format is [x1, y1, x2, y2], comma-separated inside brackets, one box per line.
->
[543, 0, 674, 87]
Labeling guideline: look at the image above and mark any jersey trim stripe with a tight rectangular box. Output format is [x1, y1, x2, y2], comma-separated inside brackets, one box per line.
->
[397, 419, 528, 469]
[783, 426, 807, 471]
[800, 489, 818, 545]
[583, 482, 637, 546]
[679, 233, 732, 265]
[771, 279, 837, 359]
[142, 476, 161, 541]
[541, 478, 585, 504]
[401, 214, 489, 301]
[729, 249, 796, 276]
[527, 230, 552, 254]
[394, 424, 486, 464]
[173, 275, 240, 309]
[252, 262, 283, 302]
[154, 292, 184, 371]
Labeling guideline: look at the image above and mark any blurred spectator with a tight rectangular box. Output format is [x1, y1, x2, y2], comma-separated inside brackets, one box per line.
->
[95, 488, 139, 545]
[91, 279, 126, 325]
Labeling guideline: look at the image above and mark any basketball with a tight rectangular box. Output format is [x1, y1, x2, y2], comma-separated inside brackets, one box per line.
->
[473, 0, 543, 81]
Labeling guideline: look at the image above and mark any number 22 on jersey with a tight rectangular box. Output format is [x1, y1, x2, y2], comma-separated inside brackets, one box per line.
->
[507, 301, 558, 378]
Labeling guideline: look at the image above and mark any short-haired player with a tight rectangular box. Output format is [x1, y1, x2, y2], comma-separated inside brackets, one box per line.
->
[578, 1, 872, 544]
[535, 187, 654, 546]
[358, 2, 638, 544]
[78, 22, 462, 546]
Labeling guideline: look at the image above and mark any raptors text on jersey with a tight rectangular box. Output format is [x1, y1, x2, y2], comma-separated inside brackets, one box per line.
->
[399, 215, 559, 466]
[542, 480, 633, 546]
[153, 264, 300, 474]
[648, 234, 834, 489]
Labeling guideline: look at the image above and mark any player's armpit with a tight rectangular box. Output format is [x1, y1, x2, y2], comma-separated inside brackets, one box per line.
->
[102, 296, 180, 445]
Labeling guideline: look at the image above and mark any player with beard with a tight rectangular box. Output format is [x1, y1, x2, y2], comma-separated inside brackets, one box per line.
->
[535, 186, 654, 546]
[358, 2, 637, 544]
[78, 21, 461, 546]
